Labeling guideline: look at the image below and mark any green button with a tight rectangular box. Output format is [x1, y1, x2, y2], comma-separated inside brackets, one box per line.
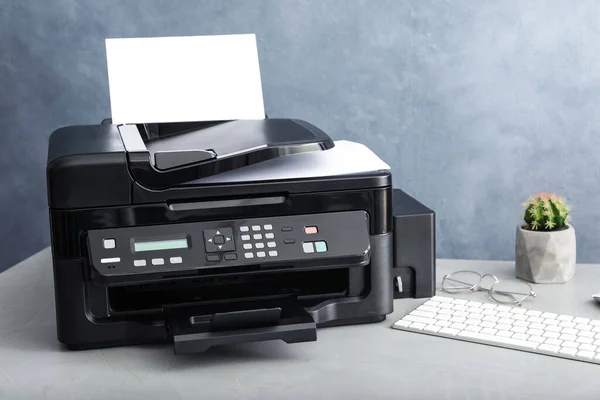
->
[315, 241, 327, 252]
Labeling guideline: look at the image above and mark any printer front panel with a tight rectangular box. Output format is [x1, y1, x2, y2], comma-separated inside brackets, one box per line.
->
[87, 210, 371, 285]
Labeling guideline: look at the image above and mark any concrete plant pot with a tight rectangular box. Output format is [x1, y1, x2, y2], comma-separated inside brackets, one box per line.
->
[515, 224, 576, 283]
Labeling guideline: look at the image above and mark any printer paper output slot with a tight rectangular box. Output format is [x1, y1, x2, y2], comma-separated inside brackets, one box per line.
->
[164, 298, 317, 353]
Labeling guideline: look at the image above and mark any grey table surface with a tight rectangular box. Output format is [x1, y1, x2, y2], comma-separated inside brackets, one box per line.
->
[2, 248, 600, 399]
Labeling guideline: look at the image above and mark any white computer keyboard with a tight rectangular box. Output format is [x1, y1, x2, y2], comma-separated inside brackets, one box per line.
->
[393, 295, 600, 365]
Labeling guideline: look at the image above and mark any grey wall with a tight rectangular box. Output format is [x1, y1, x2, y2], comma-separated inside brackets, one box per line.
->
[2, 0, 600, 271]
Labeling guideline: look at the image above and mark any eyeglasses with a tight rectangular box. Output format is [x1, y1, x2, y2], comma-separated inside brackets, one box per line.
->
[440, 270, 537, 306]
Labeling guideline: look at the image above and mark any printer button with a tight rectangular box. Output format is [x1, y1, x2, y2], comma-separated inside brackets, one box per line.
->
[224, 253, 237, 261]
[284, 239, 296, 244]
[256, 251, 266, 258]
[170, 257, 183, 264]
[315, 241, 328, 252]
[241, 235, 251, 241]
[264, 224, 273, 230]
[152, 258, 165, 266]
[103, 239, 116, 249]
[213, 235, 225, 245]
[243, 243, 252, 250]
[253, 234, 263, 240]
[207, 255, 220, 262]
[302, 242, 315, 253]
[265, 233, 275, 239]
[244, 252, 254, 259]
[281, 227, 293, 232]
[267, 242, 276, 248]
[268, 250, 278, 257]
[252, 225, 261, 231]
[255, 243, 265, 249]
[240, 226, 249, 232]
[134, 259, 146, 267]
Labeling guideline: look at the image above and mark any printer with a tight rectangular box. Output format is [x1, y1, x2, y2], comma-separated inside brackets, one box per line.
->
[46, 118, 435, 353]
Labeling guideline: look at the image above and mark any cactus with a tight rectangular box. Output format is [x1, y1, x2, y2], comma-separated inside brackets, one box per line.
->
[523, 192, 571, 231]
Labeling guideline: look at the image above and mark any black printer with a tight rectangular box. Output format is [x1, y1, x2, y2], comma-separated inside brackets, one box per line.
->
[46, 118, 435, 353]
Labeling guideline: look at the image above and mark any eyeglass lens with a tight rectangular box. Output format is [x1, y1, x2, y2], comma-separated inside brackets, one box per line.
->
[442, 271, 481, 292]
[490, 279, 533, 304]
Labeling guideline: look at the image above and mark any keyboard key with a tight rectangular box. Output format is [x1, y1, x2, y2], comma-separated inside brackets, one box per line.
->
[562, 328, 578, 335]
[546, 325, 562, 333]
[405, 315, 436, 325]
[410, 322, 426, 330]
[574, 317, 591, 324]
[498, 318, 513, 325]
[594, 340, 600, 347]
[450, 316, 466, 323]
[497, 330, 513, 338]
[510, 307, 527, 314]
[576, 336, 594, 344]
[424, 324, 441, 333]
[512, 333, 530, 341]
[527, 329, 544, 336]
[434, 320, 452, 327]
[528, 317, 544, 324]
[452, 299, 469, 305]
[529, 323, 545, 330]
[438, 303, 453, 309]
[544, 319, 559, 326]
[481, 309, 497, 316]
[439, 308, 453, 315]
[481, 303, 497, 310]
[394, 320, 411, 328]
[466, 301, 483, 308]
[425, 300, 440, 307]
[465, 325, 482, 333]
[480, 328, 498, 335]
[579, 330, 595, 338]
[577, 350, 595, 358]
[560, 334, 577, 342]
[496, 306, 512, 312]
[483, 316, 499, 323]
[439, 327, 460, 335]
[559, 321, 576, 328]
[512, 314, 528, 321]
[511, 326, 528, 334]
[559, 347, 578, 355]
[545, 338, 562, 347]
[542, 312, 558, 319]
[432, 296, 453, 303]
[526, 310, 542, 317]
[453, 311, 469, 318]
[417, 305, 438, 313]
[539, 344, 560, 353]
[411, 310, 437, 319]
[457, 331, 538, 349]
[496, 324, 512, 331]
[465, 319, 481, 326]
[466, 307, 482, 314]
[577, 324, 592, 331]
[513, 320, 529, 328]
[529, 336, 546, 343]
[497, 311, 512, 319]
[557, 315, 574, 322]
[468, 313, 484, 320]
[437, 314, 451, 321]
[589, 320, 600, 327]
[592, 327, 600, 333]
[578, 344, 597, 352]
[562, 341, 579, 348]
[450, 323, 467, 330]
[542, 331, 560, 339]
[480, 321, 496, 328]
[453, 305, 468, 312]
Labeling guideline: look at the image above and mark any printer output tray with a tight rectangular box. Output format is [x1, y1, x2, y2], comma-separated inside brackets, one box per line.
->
[164, 297, 316, 353]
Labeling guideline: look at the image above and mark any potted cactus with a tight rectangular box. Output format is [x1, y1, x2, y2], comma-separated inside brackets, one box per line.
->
[515, 192, 576, 283]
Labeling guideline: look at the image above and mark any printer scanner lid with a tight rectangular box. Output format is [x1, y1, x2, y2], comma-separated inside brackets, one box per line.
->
[118, 118, 334, 189]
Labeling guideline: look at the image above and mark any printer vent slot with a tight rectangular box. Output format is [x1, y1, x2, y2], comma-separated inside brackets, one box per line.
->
[107, 267, 359, 315]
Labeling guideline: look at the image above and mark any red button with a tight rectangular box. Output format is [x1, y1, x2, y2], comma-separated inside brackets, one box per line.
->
[304, 226, 318, 234]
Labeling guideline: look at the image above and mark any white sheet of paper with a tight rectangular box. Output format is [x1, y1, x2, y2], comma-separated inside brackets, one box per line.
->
[105, 34, 265, 124]
[193, 140, 391, 184]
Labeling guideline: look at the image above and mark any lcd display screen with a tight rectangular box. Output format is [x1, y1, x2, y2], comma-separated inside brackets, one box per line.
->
[134, 238, 188, 252]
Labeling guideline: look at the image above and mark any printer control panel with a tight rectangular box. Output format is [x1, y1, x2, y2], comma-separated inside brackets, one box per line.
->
[86, 210, 371, 281]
